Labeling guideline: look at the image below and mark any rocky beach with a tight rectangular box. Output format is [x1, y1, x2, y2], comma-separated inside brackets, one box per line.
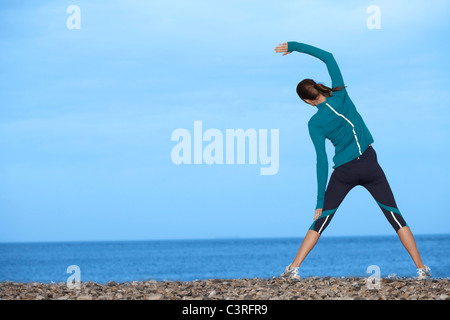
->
[1, 277, 448, 300]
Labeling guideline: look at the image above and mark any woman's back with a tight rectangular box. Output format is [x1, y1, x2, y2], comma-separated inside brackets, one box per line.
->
[308, 88, 374, 169]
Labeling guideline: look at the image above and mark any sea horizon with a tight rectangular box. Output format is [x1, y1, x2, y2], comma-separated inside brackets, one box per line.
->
[1, 232, 449, 245]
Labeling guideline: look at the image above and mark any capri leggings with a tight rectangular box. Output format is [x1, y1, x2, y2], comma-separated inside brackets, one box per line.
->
[310, 145, 408, 234]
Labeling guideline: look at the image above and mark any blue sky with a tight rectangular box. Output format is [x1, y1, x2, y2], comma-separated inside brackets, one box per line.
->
[1, 0, 449, 242]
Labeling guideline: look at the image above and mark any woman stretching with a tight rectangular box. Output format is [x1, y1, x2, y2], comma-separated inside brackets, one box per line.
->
[274, 41, 430, 280]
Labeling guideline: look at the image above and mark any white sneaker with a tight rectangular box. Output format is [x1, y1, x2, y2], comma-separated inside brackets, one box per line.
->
[416, 265, 431, 280]
[280, 264, 301, 281]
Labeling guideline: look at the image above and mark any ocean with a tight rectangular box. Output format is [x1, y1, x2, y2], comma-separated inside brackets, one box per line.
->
[0, 234, 449, 283]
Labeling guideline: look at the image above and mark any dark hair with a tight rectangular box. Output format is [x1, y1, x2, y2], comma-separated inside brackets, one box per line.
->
[296, 79, 345, 100]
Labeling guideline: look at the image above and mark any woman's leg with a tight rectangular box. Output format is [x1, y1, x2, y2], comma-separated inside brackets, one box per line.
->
[289, 169, 355, 269]
[397, 226, 426, 269]
[289, 229, 320, 269]
[361, 148, 426, 269]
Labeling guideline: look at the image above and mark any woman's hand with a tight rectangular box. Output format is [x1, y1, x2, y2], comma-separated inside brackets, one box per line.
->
[274, 42, 291, 56]
[314, 208, 323, 221]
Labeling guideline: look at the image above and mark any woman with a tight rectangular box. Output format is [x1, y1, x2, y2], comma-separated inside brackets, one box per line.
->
[274, 41, 431, 280]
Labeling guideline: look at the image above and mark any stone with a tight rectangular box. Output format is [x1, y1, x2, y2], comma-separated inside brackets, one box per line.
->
[147, 293, 163, 300]
[208, 290, 216, 297]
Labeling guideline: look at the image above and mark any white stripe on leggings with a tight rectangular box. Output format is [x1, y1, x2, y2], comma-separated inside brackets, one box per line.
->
[390, 211, 402, 229]
[325, 103, 362, 155]
[318, 215, 329, 234]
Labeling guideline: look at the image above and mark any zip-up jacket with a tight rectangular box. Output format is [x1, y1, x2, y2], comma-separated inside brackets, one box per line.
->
[287, 41, 374, 209]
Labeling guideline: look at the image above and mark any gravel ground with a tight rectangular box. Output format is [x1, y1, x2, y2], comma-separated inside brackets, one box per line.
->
[0, 277, 449, 300]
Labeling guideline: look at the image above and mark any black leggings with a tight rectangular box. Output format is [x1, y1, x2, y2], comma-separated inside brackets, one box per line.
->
[310, 145, 408, 234]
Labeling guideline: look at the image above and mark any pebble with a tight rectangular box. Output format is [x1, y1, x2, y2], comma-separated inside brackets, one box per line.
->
[0, 277, 448, 300]
[147, 293, 163, 300]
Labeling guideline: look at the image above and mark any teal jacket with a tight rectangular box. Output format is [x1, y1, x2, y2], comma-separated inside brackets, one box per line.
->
[287, 42, 374, 209]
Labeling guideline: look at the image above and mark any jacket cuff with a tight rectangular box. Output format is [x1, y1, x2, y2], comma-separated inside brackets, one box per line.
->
[287, 41, 300, 52]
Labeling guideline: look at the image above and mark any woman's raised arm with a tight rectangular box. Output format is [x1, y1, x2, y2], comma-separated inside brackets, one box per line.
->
[275, 42, 345, 88]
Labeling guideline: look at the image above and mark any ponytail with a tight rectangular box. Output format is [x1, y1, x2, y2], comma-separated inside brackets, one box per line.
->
[297, 79, 345, 100]
[313, 83, 345, 98]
